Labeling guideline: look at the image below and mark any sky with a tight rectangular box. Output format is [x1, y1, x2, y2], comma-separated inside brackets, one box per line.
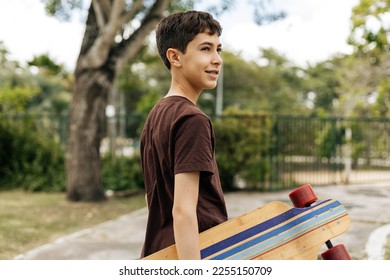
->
[0, 0, 360, 70]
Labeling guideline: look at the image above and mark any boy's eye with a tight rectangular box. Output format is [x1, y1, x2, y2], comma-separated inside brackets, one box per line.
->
[201, 47, 223, 53]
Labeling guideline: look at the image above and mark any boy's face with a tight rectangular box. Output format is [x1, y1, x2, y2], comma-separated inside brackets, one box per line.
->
[176, 32, 223, 94]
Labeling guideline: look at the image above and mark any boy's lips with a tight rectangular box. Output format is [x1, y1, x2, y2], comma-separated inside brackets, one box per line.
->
[205, 70, 220, 80]
[205, 70, 219, 75]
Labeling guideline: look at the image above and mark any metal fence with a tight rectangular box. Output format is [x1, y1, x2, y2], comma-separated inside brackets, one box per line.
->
[2, 113, 390, 191]
[269, 116, 390, 189]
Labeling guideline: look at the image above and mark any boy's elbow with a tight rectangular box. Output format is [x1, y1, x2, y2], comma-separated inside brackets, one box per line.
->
[172, 205, 185, 221]
[172, 204, 196, 222]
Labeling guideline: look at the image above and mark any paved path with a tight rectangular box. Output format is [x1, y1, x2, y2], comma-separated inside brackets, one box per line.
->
[15, 182, 390, 260]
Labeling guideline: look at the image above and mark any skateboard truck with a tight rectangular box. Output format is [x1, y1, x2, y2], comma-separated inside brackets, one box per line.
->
[289, 184, 352, 260]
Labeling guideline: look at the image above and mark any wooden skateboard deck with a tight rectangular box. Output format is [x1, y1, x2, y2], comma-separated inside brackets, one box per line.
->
[143, 198, 350, 260]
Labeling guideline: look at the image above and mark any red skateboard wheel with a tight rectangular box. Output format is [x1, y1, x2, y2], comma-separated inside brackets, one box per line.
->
[289, 184, 318, 208]
[321, 244, 352, 260]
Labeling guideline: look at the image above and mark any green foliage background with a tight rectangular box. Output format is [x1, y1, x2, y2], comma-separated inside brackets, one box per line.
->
[1, 0, 390, 193]
[0, 119, 65, 191]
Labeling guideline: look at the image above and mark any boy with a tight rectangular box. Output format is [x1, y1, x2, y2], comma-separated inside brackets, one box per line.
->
[140, 11, 228, 259]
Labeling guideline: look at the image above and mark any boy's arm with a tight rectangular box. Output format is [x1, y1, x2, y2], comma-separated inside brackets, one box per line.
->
[172, 171, 201, 260]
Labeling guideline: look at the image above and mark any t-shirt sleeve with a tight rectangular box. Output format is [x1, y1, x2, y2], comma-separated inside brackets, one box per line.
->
[173, 114, 214, 175]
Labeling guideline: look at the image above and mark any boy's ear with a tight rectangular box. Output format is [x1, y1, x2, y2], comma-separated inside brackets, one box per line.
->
[166, 48, 182, 68]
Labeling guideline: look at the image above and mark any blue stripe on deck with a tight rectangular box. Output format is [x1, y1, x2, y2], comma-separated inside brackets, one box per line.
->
[223, 203, 345, 260]
[200, 200, 343, 259]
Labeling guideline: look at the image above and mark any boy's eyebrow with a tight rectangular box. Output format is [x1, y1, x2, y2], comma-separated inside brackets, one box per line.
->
[199, 41, 222, 48]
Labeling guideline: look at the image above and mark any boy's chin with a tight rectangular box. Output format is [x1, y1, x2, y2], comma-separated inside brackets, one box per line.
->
[204, 83, 218, 90]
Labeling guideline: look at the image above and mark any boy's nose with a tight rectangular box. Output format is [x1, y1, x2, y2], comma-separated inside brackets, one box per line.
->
[212, 53, 223, 65]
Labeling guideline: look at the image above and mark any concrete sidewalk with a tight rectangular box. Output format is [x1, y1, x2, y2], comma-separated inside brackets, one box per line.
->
[15, 182, 390, 260]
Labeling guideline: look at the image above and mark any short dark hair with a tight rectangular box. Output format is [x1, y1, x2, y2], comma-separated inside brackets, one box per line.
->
[156, 11, 222, 70]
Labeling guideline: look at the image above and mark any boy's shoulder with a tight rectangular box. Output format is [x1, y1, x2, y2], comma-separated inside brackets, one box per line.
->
[156, 96, 206, 115]
[147, 96, 210, 127]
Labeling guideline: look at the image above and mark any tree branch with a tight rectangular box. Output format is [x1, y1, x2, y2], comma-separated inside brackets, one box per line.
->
[91, 0, 106, 30]
[109, 0, 125, 23]
[99, 0, 112, 15]
[121, 0, 144, 22]
[81, 0, 127, 69]
[115, 0, 170, 70]
[78, 0, 169, 70]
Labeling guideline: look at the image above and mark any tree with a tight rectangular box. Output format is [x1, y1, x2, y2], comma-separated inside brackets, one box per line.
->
[0, 42, 40, 113]
[217, 48, 305, 114]
[26, 54, 73, 115]
[302, 58, 342, 116]
[43, 0, 173, 201]
[349, 0, 390, 118]
[335, 0, 390, 118]
[43, 0, 284, 202]
[349, 0, 390, 58]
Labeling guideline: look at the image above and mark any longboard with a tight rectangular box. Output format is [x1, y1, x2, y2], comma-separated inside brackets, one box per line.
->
[143, 185, 351, 260]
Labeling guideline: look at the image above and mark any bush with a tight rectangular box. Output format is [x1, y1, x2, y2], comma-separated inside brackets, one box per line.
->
[0, 119, 65, 191]
[0, 116, 145, 193]
[101, 153, 144, 192]
[214, 114, 275, 191]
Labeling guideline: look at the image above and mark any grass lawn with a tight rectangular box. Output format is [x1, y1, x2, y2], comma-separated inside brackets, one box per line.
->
[0, 190, 145, 260]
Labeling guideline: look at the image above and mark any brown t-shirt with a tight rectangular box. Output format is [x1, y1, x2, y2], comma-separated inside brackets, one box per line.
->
[140, 96, 227, 258]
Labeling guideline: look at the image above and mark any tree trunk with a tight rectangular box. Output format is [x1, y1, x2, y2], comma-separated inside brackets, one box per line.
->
[66, 66, 115, 201]
[65, 0, 169, 202]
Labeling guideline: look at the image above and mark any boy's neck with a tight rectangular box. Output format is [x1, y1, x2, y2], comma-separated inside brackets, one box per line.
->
[165, 85, 201, 105]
